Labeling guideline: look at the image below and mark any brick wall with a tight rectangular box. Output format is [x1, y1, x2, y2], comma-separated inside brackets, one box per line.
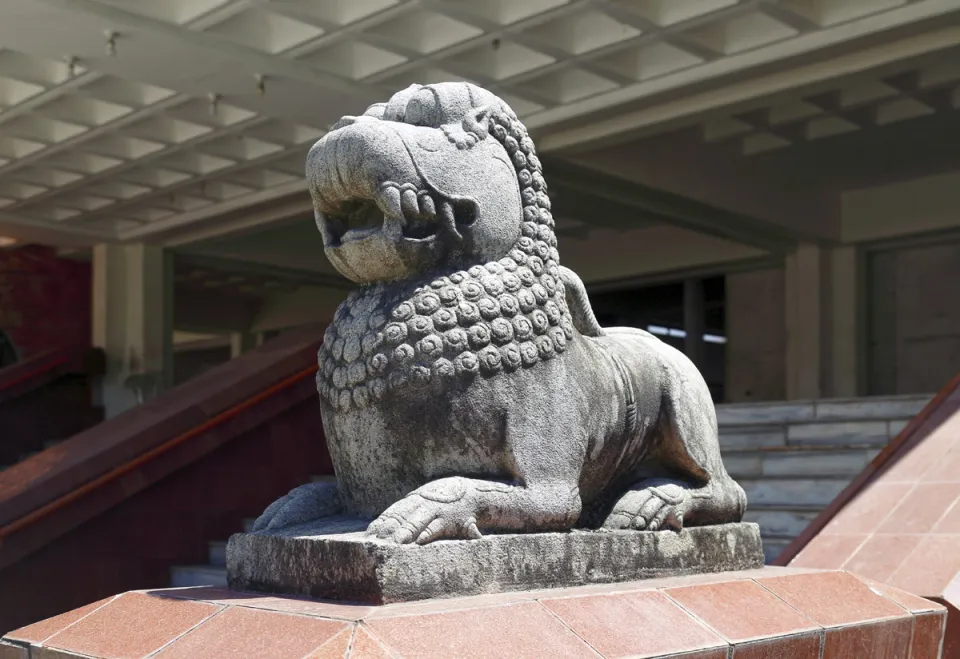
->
[0, 246, 91, 358]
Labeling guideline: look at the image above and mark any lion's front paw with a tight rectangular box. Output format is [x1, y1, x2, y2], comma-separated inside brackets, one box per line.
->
[367, 477, 483, 545]
[252, 481, 342, 532]
[602, 479, 689, 532]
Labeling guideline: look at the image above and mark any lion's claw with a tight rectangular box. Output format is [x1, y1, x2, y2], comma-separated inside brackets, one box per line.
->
[602, 480, 688, 532]
[367, 477, 483, 544]
[252, 481, 342, 532]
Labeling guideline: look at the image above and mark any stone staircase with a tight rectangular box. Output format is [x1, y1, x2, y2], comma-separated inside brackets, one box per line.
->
[717, 394, 930, 562]
[169, 394, 931, 586]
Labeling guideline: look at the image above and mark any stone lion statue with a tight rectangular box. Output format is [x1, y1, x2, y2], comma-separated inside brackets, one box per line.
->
[253, 82, 747, 545]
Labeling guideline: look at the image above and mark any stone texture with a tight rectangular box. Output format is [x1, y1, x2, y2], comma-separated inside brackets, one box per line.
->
[3, 568, 945, 659]
[227, 520, 764, 604]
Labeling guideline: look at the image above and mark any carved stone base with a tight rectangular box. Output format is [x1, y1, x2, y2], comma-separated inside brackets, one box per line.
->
[225, 518, 765, 604]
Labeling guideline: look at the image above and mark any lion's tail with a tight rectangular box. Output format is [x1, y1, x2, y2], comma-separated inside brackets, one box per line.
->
[558, 265, 605, 338]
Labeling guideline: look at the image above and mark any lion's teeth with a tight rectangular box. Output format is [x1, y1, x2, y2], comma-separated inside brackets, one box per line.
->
[400, 189, 419, 220]
[419, 193, 436, 217]
[376, 184, 403, 220]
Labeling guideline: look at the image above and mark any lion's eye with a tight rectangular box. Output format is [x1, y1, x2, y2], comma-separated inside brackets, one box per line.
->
[405, 91, 438, 127]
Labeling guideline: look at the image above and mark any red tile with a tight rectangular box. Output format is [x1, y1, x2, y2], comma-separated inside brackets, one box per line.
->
[887, 535, 960, 597]
[303, 628, 353, 659]
[910, 612, 947, 659]
[541, 590, 726, 658]
[664, 580, 818, 642]
[366, 602, 597, 659]
[662, 650, 729, 659]
[822, 618, 913, 659]
[888, 535, 960, 597]
[924, 445, 960, 482]
[153, 588, 374, 621]
[877, 483, 960, 535]
[0, 641, 28, 659]
[153, 607, 348, 659]
[933, 500, 960, 533]
[789, 534, 867, 570]
[824, 483, 913, 535]
[731, 632, 822, 659]
[348, 627, 393, 659]
[862, 579, 945, 614]
[5, 596, 117, 644]
[43, 593, 221, 659]
[757, 571, 905, 627]
[883, 421, 959, 484]
[842, 534, 922, 583]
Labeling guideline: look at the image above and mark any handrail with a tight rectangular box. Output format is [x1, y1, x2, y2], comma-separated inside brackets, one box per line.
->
[0, 364, 316, 548]
[773, 369, 960, 566]
[0, 345, 104, 397]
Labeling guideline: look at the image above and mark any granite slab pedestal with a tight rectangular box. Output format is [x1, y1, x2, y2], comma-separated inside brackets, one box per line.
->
[226, 519, 765, 604]
[1, 568, 946, 659]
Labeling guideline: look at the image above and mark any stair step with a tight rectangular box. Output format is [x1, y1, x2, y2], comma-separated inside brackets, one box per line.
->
[740, 478, 850, 508]
[760, 537, 794, 565]
[744, 509, 821, 539]
[170, 565, 227, 588]
[724, 448, 878, 479]
[208, 541, 226, 567]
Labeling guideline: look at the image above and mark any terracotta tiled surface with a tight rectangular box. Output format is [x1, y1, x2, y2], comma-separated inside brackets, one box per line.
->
[152, 606, 348, 659]
[5, 596, 116, 645]
[2, 568, 947, 659]
[41, 593, 221, 659]
[756, 571, 905, 627]
[910, 613, 947, 659]
[730, 632, 821, 659]
[541, 590, 725, 658]
[781, 382, 960, 659]
[664, 580, 817, 643]
[821, 618, 913, 659]
[366, 602, 597, 658]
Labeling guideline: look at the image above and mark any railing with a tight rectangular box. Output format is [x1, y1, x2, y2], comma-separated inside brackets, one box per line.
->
[0, 345, 105, 403]
[0, 325, 324, 569]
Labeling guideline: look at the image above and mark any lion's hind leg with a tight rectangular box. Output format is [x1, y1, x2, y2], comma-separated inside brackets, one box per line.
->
[601, 331, 746, 532]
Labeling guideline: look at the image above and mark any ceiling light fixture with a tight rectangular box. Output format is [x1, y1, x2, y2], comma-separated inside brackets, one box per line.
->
[66, 56, 80, 77]
[256, 74, 266, 97]
[0, 237, 18, 248]
[208, 92, 221, 116]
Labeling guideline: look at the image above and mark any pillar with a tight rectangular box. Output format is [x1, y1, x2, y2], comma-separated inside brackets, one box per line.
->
[683, 278, 705, 369]
[92, 243, 173, 418]
[785, 244, 823, 400]
[229, 332, 258, 359]
[828, 247, 862, 398]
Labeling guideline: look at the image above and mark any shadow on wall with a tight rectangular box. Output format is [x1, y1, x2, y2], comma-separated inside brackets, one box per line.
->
[0, 246, 91, 358]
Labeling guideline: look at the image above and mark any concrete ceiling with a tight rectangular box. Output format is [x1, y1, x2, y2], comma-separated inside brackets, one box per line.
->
[0, 0, 957, 249]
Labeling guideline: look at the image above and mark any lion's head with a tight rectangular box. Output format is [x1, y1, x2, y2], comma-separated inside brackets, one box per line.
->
[306, 82, 557, 284]
[313, 83, 570, 412]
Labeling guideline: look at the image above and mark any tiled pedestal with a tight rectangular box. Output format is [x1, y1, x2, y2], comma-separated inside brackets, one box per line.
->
[1, 568, 946, 659]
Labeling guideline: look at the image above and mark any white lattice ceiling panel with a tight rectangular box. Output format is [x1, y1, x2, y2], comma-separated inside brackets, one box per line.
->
[0, 0, 952, 242]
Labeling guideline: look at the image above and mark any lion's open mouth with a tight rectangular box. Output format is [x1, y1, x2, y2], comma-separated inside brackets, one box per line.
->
[317, 183, 476, 248]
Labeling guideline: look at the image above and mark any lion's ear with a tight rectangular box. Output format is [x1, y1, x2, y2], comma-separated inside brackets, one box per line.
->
[363, 103, 387, 120]
[461, 105, 492, 141]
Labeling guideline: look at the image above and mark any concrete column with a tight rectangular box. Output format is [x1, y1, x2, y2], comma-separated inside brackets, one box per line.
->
[683, 278, 705, 369]
[785, 244, 823, 400]
[229, 332, 258, 359]
[92, 243, 173, 418]
[829, 247, 861, 398]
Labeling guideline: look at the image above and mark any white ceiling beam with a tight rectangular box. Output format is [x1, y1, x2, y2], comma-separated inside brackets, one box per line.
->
[0, 211, 113, 246]
[528, 0, 960, 142]
[536, 19, 960, 152]
[124, 180, 311, 246]
[33, 0, 381, 102]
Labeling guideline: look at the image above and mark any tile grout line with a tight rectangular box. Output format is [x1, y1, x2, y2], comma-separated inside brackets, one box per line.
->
[352, 622, 399, 659]
[531, 599, 606, 658]
[28, 594, 122, 648]
[141, 602, 229, 659]
[746, 576, 827, 658]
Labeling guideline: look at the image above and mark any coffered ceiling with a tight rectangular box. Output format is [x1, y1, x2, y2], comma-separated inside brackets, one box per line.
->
[0, 0, 956, 247]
